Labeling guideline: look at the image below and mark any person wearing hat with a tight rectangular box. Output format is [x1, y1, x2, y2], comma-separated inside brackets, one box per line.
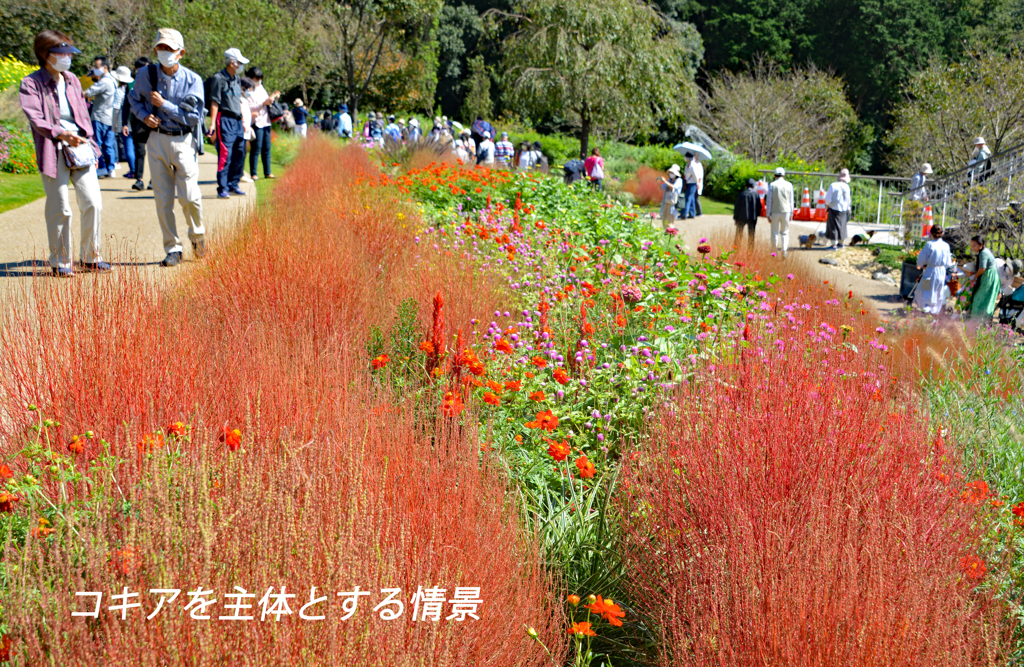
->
[128, 27, 207, 267]
[477, 130, 496, 165]
[122, 57, 151, 190]
[291, 99, 308, 138]
[733, 178, 761, 249]
[208, 47, 249, 197]
[19, 29, 109, 276]
[336, 104, 352, 139]
[495, 131, 514, 167]
[107, 65, 134, 178]
[244, 67, 280, 180]
[460, 130, 476, 159]
[681, 152, 704, 219]
[83, 56, 119, 177]
[659, 164, 683, 229]
[969, 136, 991, 184]
[823, 168, 853, 250]
[407, 117, 421, 143]
[384, 114, 401, 144]
[765, 167, 794, 258]
[908, 162, 932, 201]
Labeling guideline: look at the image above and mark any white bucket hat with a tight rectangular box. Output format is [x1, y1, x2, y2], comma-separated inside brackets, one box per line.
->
[973, 136, 987, 145]
[667, 164, 681, 177]
[111, 65, 134, 84]
[839, 168, 851, 183]
[921, 163, 933, 175]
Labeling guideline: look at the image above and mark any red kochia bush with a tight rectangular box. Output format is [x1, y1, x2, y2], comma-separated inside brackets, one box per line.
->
[621, 165, 666, 206]
[620, 342, 1009, 665]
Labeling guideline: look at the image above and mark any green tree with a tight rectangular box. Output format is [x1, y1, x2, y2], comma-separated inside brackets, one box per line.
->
[887, 47, 1024, 176]
[460, 54, 492, 121]
[500, 0, 702, 158]
[436, 4, 483, 115]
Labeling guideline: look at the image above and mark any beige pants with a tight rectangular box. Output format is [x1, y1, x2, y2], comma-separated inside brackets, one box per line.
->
[148, 132, 204, 254]
[769, 212, 791, 252]
[41, 159, 103, 269]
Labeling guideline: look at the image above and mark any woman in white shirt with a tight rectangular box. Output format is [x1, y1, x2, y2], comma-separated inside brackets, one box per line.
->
[245, 67, 280, 180]
[913, 226, 952, 314]
[239, 78, 256, 183]
[659, 164, 683, 229]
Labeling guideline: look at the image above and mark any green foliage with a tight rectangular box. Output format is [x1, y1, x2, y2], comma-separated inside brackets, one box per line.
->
[0, 173, 44, 213]
[460, 55, 492, 121]
[703, 153, 827, 201]
[0, 121, 36, 174]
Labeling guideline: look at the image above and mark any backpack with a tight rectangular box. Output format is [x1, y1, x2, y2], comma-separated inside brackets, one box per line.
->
[267, 100, 286, 121]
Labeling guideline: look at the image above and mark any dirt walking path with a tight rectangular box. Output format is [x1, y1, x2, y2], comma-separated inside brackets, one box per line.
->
[0, 151, 256, 298]
[669, 214, 906, 317]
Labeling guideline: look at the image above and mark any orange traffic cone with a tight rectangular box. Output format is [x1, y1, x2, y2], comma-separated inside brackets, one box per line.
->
[921, 205, 934, 238]
[813, 184, 828, 222]
[793, 187, 812, 221]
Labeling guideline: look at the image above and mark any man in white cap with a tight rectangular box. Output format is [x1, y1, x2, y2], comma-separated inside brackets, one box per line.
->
[909, 162, 932, 201]
[407, 117, 421, 143]
[495, 131, 514, 166]
[823, 168, 853, 250]
[765, 167, 794, 258]
[969, 136, 991, 184]
[208, 47, 249, 198]
[128, 28, 206, 268]
[477, 130, 495, 165]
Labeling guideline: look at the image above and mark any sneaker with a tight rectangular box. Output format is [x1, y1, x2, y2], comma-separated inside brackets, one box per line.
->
[217, 192, 231, 199]
[132, 180, 145, 191]
[161, 251, 182, 267]
[80, 261, 112, 272]
[240, 175, 253, 183]
[837, 243, 845, 249]
[228, 189, 247, 196]
[147, 182, 153, 190]
[192, 237, 206, 259]
[51, 267, 74, 278]
[123, 172, 135, 179]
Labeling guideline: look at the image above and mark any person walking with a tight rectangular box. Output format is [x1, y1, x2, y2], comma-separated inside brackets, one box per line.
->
[517, 141, 533, 170]
[477, 131, 495, 165]
[128, 27, 206, 268]
[239, 77, 256, 183]
[966, 235, 1000, 321]
[733, 178, 761, 249]
[908, 162, 932, 201]
[681, 153, 703, 219]
[384, 114, 401, 144]
[531, 141, 548, 173]
[913, 226, 952, 314]
[823, 168, 852, 250]
[337, 104, 352, 139]
[968, 136, 992, 184]
[494, 131, 514, 166]
[292, 99, 308, 138]
[407, 117, 421, 143]
[83, 56, 118, 177]
[124, 57, 152, 191]
[659, 164, 683, 230]
[246, 67, 279, 180]
[765, 167, 794, 258]
[19, 30, 109, 277]
[584, 148, 605, 190]
[109, 65, 134, 178]
[208, 47, 249, 198]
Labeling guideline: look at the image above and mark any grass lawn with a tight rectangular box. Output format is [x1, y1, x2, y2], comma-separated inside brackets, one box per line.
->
[0, 172, 43, 214]
[639, 196, 734, 219]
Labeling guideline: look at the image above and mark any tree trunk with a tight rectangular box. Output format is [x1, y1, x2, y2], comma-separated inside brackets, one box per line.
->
[580, 114, 591, 160]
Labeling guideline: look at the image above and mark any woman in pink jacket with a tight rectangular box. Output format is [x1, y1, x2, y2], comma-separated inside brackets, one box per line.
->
[19, 30, 108, 277]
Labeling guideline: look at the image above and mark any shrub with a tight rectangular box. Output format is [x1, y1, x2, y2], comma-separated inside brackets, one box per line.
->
[620, 281, 1013, 665]
[620, 164, 666, 206]
[0, 56, 33, 92]
[0, 120, 36, 173]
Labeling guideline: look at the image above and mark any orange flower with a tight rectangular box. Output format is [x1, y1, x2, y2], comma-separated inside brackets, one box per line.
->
[219, 426, 242, 452]
[525, 410, 559, 431]
[567, 621, 596, 637]
[575, 456, 596, 479]
[1012, 501, 1024, 526]
[529, 390, 546, 402]
[486, 380, 503, 394]
[30, 517, 54, 539]
[419, 341, 435, 355]
[0, 492, 19, 513]
[547, 439, 570, 461]
[165, 422, 186, 437]
[553, 369, 569, 385]
[960, 480, 990, 505]
[531, 356, 548, 368]
[504, 380, 522, 392]
[525, 371, 535, 379]
[68, 435, 85, 454]
[483, 392, 500, 406]
[108, 545, 141, 576]
[442, 391, 464, 417]
[567, 594, 580, 606]
[495, 339, 513, 354]
[0, 634, 10, 662]
[586, 595, 625, 626]
[0, 464, 11, 480]
[137, 432, 165, 454]
[371, 354, 390, 369]
[958, 554, 986, 580]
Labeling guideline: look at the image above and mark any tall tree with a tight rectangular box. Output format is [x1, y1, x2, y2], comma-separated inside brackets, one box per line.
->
[500, 0, 702, 158]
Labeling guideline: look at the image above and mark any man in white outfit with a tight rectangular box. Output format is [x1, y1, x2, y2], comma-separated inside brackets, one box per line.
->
[765, 167, 794, 258]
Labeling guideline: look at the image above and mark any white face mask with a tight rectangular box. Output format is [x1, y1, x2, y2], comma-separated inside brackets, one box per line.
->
[157, 50, 180, 68]
[51, 54, 73, 72]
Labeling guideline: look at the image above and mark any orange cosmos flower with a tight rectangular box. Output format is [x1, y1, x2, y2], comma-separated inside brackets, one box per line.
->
[137, 432, 165, 454]
[1012, 501, 1024, 526]
[586, 595, 625, 626]
[531, 356, 548, 368]
[165, 422, 186, 437]
[958, 554, 986, 580]
[525, 410, 558, 431]
[0, 464, 11, 480]
[0, 492, 19, 513]
[371, 354, 390, 369]
[419, 340, 435, 355]
[30, 517, 54, 538]
[486, 380, 503, 394]
[524, 371, 535, 379]
[483, 392, 500, 406]
[504, 380, 522, 392]
[960, 480, 990, 505]
[68, 435, 85, 455]
[547, 439, 570, 461]
[575, 456, 596, 479]
[553, 369, 569, 385]
[567, 622, 596, 637]
[441, 391, 464, 417]
[219, 426, 242, 452]
[495, 339, 513, 354]
[529, 390, 546, 402]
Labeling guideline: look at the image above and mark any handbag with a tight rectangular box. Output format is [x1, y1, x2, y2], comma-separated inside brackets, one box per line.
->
[591, 162, 604, 180]
[61, 140, 97, 170]
[267, 101, 286, 121]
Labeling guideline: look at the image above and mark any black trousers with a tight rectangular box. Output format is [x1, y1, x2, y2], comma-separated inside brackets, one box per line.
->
[130, 121, 147, 182]
[250, 126, 272, 177]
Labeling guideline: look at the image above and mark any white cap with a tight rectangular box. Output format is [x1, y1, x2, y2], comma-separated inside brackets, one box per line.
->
[483, 131, 491, 139]
[974, 136, 986, 145]
[154, 28, 184, 51]
[774, 167, 786, 176]
[224, 47, 249, 64]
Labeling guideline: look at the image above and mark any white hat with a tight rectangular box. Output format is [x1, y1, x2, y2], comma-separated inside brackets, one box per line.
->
[973, 136, 987, 145]
[111, 65, 134, 84]
[668, 164, 681, 176]
[921, 163, 933, 175]
[483, 131, 491, 139]
[154, 28, 184, 51]
[409, 118, 420, 127]
[774, 167, 786, 176]
[839, 168, 851, 183]
[293, 99, 304, 107]
[224, 47, 249, 64]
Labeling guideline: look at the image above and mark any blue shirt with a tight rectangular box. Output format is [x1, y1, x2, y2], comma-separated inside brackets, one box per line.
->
[293, 106, 307, 125]
[128, 64, 204, 133]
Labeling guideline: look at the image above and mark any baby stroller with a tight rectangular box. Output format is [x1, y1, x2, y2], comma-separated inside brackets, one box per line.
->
[998, 283, 1024, 331]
